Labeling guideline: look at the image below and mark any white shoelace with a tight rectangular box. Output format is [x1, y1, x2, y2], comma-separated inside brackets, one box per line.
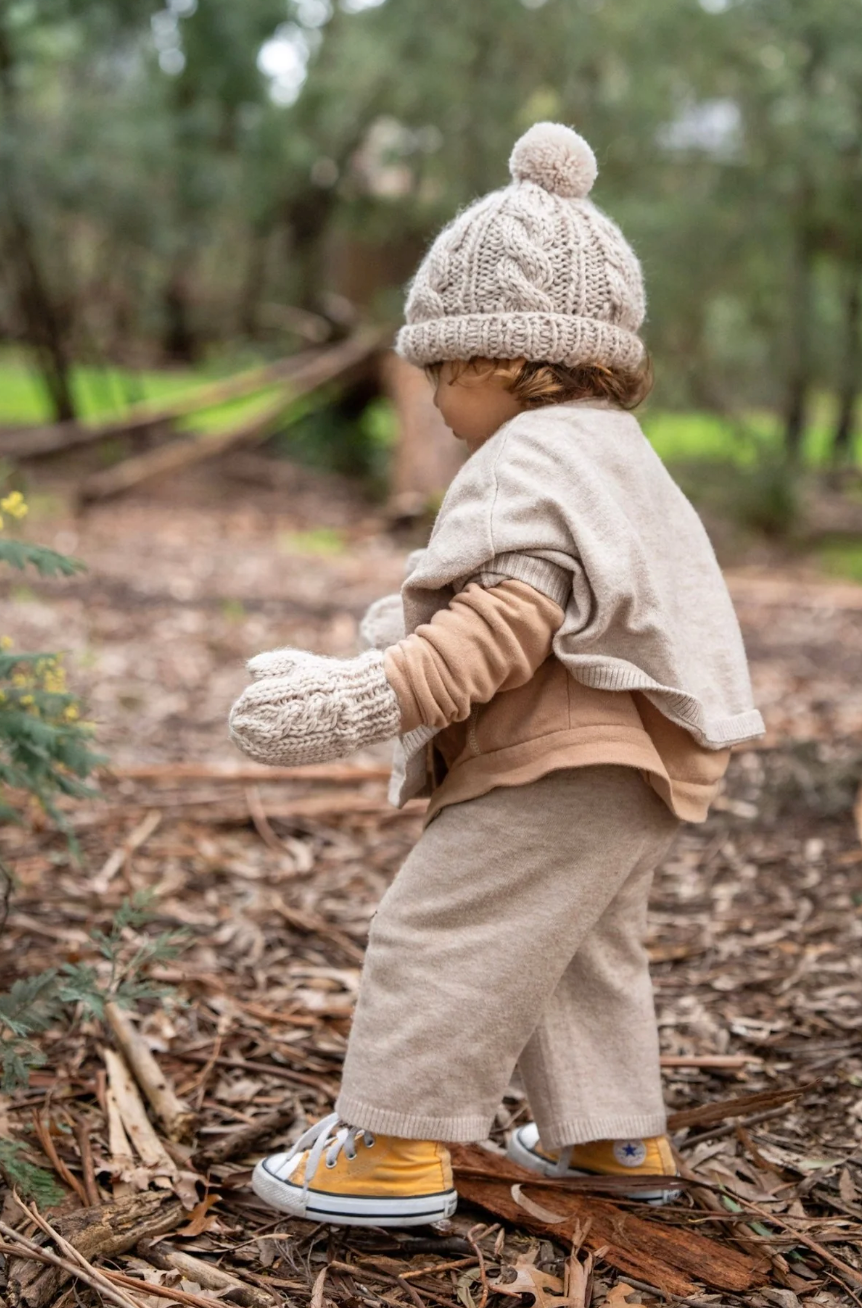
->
[282, 1112, 376, 1201]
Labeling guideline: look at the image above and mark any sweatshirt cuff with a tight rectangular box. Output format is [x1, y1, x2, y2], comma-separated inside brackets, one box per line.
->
[383, 645, 424, 734]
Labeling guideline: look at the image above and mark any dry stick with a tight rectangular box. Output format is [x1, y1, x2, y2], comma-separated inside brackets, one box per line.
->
[104, 1003, 196, 1143]
[667, 1082, 812, 1132]
[91, 810, 162, 894]
[104, 1079, 136, 1197]
[31, 1110, 88, 1205]
[0, 1234, 144, 1308]
[191, 1101, 298, 1171]
[93, 1267, 234, 1308]
[465, 1223, 493, 1308]
[737, 1196, 862, 1288]
[245, 784, 286, 852]
[73, 1118, 102, 1206]
[4, 1208, 144, 1308]
[142, 1243, 276, 1308]
[102, 1045, 177, 1176]
[672, 1152, 786, 1281]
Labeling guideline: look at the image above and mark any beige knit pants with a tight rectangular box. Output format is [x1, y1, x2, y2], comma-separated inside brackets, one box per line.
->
[336, 766, 679, 1148]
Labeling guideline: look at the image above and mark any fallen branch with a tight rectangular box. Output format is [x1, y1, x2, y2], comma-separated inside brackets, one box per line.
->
[104, 1004, 196, 1143]
[76, 329, 388, 504]
[91, 810, 162, 895]
[667, 1083, 813, 1132]
[31, 1111, 88, 1206]
[0, 348, 321, 460]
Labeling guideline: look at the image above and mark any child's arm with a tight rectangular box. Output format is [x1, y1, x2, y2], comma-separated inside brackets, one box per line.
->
[385, 580, 562, 732]
[228, 568, 563, 767]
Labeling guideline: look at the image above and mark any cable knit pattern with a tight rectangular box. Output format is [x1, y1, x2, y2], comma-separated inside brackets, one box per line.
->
[229, 649, 402, 767]
[396, 122, 645, 370]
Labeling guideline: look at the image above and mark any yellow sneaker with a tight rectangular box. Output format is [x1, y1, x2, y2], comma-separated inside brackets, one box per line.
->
[252, 1113, 458, 1227]
[507, 1123, 680, 1205]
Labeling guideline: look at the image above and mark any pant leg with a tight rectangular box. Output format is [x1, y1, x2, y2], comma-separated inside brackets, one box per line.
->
[336, 765, 678, 1142]
[516, 809, 679, 1150]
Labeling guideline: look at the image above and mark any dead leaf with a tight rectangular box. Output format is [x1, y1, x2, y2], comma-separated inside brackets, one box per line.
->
[839, 1168, 858, 1204]
[490, 1256, 575, 1307]
[172, 1192, 222, 1237]
[603, 1285, 641, 1307]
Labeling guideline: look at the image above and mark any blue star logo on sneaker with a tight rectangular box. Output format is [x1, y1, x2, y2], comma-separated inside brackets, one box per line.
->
[613, 1139, 647, 1167]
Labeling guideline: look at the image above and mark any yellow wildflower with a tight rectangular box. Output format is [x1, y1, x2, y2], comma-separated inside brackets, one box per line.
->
[63, 704, 80, 722]
[0, 636, 11, 650]
[20, 694, 34, 707]
[1, 492, 28, 519]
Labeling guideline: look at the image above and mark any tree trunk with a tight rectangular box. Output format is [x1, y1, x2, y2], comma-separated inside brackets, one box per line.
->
[161, 260, 197, 363]
[832, 265, 861, 465]
[0, 18, 77, 423]
[783, 181, 816, 465]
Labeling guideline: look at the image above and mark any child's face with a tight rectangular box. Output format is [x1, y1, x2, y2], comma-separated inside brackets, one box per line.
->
[431, 360, 524, 454]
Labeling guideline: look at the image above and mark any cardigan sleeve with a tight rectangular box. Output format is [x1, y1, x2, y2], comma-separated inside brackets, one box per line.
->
[383, 579, 564, 734]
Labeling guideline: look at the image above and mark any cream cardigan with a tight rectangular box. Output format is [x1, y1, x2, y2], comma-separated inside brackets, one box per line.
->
[390, 400, 763, 807]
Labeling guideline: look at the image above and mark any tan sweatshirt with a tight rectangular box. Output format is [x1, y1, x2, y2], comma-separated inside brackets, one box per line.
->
[385, 579, 730, 825]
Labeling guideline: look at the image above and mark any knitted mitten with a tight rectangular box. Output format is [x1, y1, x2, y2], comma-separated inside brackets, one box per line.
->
[229, 648, 402, 766]
[359, 593, 406, 651]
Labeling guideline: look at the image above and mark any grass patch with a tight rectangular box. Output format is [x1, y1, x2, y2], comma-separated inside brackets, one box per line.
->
[817, 540, 862, 583]
[278, 527, 347, 556]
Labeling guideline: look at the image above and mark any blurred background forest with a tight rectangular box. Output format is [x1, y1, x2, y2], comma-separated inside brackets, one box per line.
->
[1, 0, 862, 567]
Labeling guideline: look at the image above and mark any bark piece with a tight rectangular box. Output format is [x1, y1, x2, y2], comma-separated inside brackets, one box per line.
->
[104, 1004, 195, 1143]
[450, 1144, 767, 1296]
[5, 1190, 182, 1307]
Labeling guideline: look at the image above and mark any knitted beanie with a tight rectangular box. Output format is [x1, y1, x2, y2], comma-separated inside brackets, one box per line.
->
[395, 122, 645, 372]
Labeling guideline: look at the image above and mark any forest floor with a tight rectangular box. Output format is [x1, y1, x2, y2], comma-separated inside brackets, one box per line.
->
[0, 458, 860, 1308]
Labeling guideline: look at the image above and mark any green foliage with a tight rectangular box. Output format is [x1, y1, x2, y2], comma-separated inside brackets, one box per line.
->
[0, 892, 188, 1094]
[0, 492, 102, 836]
[0, 1138, 64, 1209]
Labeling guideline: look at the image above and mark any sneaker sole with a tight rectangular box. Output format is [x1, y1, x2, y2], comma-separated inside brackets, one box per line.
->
[252, 1160, 458, 1227]
[506, 1131, 680, 1207]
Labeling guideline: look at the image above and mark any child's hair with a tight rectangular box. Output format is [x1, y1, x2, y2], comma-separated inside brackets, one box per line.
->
[425, 355, 652, 411]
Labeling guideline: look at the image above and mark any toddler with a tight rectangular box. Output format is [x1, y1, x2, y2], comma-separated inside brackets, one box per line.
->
[229, 122, 764, 1228]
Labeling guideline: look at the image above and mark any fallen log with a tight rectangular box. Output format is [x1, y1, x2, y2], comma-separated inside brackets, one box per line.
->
[0, 348, 321, 460]
[450, 1144, 767, 1297]
[5, 1190, 183, 1308]
[76, 328, 388, 505]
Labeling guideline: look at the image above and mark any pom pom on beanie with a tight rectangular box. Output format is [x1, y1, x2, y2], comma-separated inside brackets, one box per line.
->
[509, 122, 597, 199]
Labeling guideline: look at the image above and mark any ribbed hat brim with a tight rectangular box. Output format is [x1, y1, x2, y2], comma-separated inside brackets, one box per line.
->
[396, 313, 645, 372]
